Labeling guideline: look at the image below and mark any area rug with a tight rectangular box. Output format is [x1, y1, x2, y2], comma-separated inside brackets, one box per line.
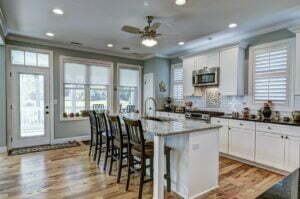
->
[82, 140, 91, 145]
[8, 141, 81, 156]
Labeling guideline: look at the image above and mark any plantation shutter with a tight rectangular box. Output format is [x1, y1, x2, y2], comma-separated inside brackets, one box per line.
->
[253, 44, 289, 104]
[172, 65, 184, 100]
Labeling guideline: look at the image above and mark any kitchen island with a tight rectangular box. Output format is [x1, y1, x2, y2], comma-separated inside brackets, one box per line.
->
[123, 114, 222, 199]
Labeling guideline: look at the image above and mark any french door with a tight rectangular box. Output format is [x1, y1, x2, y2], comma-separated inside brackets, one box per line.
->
[9, 67, 51, 148]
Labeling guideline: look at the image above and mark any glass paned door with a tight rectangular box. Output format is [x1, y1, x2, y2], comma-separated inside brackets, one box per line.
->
[19, 74, 45, 137]
[11, 70, 51, 148]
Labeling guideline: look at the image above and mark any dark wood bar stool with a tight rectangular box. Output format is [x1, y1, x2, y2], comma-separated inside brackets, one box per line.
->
[123, 118, 171, 199]
[95, 112, 112, 170]
[107, 115, 129, 182]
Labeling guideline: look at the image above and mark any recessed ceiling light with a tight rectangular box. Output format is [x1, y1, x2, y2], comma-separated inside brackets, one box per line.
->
[52, 8, 64, 15]
[228, 23, 238, 28]
[178, 41, 185, 45]
[46, 32, 54, 37]
[107, 43, 114, 48]
[144, 1, 149, 6]
[175, 0, 186, 6]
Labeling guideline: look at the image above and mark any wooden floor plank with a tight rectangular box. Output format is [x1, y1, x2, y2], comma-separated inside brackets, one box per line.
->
[0, 143, 283, 199]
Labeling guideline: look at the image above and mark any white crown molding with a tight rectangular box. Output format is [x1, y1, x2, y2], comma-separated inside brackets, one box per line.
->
[143, 53, 171, 60]
[6, 34, 146, 61]
[168, 18, 300, 59]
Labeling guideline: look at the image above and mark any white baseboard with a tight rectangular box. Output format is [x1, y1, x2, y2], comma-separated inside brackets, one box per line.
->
[0, 146, 7, 154]
[190, 185, 218, 199]
[52, 135, 90, 144]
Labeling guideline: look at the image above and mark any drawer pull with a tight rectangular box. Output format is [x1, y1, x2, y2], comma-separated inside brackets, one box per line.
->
[286, 136, 289, 139]
[281, 135, 284, 139]
[240, 123, 243, 126]
[267, 126, 271, 130]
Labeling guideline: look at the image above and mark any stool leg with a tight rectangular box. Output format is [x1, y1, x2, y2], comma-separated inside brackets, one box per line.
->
[150, 157, 154, 180]
[117, 148, 123, 183]
[89, 132, 93, 156]
[97, 135, 103, 165]
[126, 147, 132, 191]
[166, 150, 171, 192]
[109, 143, 115, 175]
[138, 159, 145, 199]
[104, 139, 110, 170]
[93, 133, 99, 161]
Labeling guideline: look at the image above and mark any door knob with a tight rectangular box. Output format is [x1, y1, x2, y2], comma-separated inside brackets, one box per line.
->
[45, 111, 49, 114]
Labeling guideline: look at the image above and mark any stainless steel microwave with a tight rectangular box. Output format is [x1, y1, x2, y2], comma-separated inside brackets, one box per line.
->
[192, 67, 219, 87]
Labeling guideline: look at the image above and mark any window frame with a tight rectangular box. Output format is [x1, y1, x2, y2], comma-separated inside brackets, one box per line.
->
[116, 63, 142, 114]
[59, 56, 114, 121]
[248, 39, 295, 111]
[171, 63, 184, 103]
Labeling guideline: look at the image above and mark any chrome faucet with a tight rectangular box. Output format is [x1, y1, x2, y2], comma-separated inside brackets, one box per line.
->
[144, 97, 157, 117]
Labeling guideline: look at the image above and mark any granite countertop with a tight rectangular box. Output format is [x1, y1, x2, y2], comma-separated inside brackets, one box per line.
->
[257, 168, 300, 199]
[213, 115, 300, 127]
[121, 113, 221, 137]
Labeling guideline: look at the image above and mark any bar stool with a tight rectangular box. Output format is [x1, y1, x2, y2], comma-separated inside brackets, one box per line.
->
[95, 112, 111, 169]
[88, 111, 98, 158]
[123, 118, 171, 199]
[107, 115, 129, 182]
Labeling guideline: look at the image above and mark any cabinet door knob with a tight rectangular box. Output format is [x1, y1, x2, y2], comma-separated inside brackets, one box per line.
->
[267, 126, 271, 130]
[281, 135, 284, 139]
[240, 123, 243, 126]
[286, 136, 288, 139]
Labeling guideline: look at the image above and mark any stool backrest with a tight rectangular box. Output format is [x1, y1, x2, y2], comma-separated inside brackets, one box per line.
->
[89, 111, 97, 135]
[96, 112, 109, 137]
[123, 118, 145, 148]
[108, 115, 123, 143]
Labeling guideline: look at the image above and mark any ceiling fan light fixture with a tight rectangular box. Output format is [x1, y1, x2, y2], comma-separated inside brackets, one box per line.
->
[142, 36, 157, 47]
[175, 0, 186, 6]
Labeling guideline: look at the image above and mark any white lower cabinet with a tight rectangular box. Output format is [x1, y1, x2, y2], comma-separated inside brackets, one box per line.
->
[219, 126, 229, 153]
[284, 136, 300, 172]
[255, 131, 285, 170]
[228, 127, 255, 161]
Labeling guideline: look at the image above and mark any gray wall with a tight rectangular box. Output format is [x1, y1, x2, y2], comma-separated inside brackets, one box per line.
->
[0, 46, 5, 147]
[144, 57, 170, 109]
[6, 39, 143, 139]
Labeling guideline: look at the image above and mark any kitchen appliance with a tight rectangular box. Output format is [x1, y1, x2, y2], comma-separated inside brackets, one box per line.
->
[185, 110, 224, 122]
[292, 111, 300, 122]
[192, 67, 219, 87]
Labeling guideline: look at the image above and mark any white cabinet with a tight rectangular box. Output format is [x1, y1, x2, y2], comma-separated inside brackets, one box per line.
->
[219, 46, 245, 96]
[256, 131, 285, 170]
[156, 112, 185, 120]
[219, 126, 229, 153]
[194, 52, 219, 70]
[284, 136, 300, 172]
[211, 118, 229, 153]
[183, 57, 195, 96]
[228, 127, 255, 161]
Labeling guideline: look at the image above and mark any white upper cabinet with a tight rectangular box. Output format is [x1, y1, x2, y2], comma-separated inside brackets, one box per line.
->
[194, 52, 220, 70]
[219, 46, 245, 96]
[183, 57, 195, 96]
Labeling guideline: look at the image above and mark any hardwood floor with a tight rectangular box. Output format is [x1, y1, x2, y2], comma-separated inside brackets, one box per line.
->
[0, 143, 283, 199]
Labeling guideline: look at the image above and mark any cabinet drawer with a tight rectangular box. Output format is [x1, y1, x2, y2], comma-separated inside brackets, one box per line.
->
[211, 118, 228, 126]
[229, 120, 255, 130]
[256, 123, 300, 137]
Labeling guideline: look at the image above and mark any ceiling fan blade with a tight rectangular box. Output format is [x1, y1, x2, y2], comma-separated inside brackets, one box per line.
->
[150, 23, 161, 30]
[122, 26, 143, 34]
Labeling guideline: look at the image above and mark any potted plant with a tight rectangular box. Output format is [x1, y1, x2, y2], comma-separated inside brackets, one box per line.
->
[69, 112, 75, 118]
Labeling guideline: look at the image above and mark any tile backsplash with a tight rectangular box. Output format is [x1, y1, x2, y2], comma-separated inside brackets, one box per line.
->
[183, 88, 300, 116]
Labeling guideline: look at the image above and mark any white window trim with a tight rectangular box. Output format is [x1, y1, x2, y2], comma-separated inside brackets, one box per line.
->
[6, 45, 55, 146]
[116, 63, 142, 114]
[248, 38, 296, 111]
[59, 56, 114, 121]
[171, 63, 184, 103]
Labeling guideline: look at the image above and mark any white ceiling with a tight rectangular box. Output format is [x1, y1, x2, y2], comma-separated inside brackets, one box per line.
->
[1, 0, 300, 59]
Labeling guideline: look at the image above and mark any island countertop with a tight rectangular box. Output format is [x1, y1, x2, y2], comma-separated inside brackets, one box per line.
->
[122, 113, 222, 137]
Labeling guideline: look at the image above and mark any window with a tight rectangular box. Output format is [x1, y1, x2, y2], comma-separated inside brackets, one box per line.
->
[61, 57, 112, 116]
[118, 65, 141, 113]
[171, 63, 184, 101]
[11, 49, 49, 67]
[250, 40, 292, 106]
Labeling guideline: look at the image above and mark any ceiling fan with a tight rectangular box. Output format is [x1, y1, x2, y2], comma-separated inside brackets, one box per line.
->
[121, 16, 164, 47]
